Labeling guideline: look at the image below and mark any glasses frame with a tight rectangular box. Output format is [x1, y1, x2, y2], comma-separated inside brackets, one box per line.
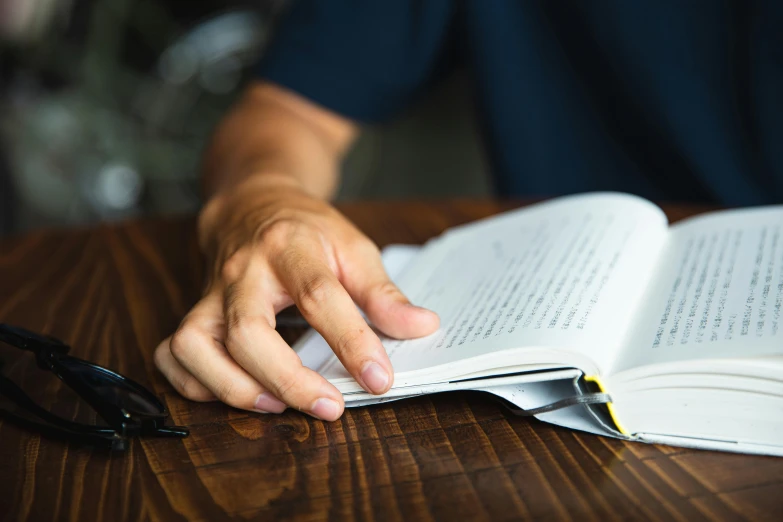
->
[0, 323, 188, 450]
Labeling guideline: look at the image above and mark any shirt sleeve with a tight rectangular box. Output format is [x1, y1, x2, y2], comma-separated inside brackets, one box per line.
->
[256, 0, 455, 123]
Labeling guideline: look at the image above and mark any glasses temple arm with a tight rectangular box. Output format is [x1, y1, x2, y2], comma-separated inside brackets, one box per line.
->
[0, 375, 115, 435]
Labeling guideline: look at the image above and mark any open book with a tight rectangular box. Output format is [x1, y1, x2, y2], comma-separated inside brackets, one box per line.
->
[294, 193, 783, 456]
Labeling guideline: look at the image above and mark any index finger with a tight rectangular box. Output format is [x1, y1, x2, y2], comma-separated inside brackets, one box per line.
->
[271, 237, 394, 395]
[222, 273, 345, 420]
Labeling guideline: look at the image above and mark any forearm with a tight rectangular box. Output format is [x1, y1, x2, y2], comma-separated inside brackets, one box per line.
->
[201, 81, 358, 201]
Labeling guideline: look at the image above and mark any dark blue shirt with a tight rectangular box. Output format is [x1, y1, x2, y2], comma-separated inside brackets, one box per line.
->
[258, 1, 783, 205]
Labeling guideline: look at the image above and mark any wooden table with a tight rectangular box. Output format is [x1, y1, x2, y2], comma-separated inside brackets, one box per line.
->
[1, 201, 781, 522]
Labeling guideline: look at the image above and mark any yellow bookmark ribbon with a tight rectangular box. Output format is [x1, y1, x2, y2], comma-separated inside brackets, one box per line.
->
[584, 375, 630, 436]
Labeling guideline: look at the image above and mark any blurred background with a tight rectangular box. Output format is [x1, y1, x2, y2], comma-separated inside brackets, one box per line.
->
[0, 0, 491, 237]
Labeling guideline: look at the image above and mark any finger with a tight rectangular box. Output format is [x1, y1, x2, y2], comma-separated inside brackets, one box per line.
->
[340, 240, 439, 339]
[223, 268, 345, 420]
[154, 336, 215, 402]
[168, 292, 287, 413]
[270, 235, 394, 395]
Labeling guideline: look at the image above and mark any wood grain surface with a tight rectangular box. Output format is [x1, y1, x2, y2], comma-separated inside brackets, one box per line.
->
[1, 200, 781, 522]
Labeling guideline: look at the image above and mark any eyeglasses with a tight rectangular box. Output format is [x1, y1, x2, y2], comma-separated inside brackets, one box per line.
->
[0, 323, 188, 450]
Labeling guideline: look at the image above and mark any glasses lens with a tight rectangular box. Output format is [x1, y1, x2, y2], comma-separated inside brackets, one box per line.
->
[0, 343, 108, 427]
[57, 357, 163, 416]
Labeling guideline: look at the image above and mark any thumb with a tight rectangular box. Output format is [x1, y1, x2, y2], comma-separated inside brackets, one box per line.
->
[339, 241, 439, 339]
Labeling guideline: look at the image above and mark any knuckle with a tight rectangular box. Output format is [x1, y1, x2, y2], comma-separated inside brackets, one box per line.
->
[258, 218, 305, 253]
[334, 327, 366, 358]
[220, 251, 248, 283]
[169, 324, 203, 363]
[297, 276, 337, 316]
[270, 371, 301, 403]
[225, 315, 268, 353]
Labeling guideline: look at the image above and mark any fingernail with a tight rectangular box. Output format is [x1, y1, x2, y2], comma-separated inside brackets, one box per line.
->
[361, 361, 390, 394]
[254, 392, 287, 414]
[408, 304, 440, 324]
[310, 397, 341, 421]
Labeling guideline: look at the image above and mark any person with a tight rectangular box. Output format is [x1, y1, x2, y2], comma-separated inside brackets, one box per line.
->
[153, 1, 783, 421]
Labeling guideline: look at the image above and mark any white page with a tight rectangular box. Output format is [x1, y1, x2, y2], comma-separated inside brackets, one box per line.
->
[613, 206, 783, 374]
[302, 193, 668, 383]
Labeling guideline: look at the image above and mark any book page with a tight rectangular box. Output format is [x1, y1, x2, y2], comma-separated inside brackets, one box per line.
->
[613, 206, 783, 374]
[304, 193, 668, 381]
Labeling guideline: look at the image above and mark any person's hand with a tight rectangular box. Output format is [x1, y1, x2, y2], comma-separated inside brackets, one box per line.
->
[153, 176, 439, 420]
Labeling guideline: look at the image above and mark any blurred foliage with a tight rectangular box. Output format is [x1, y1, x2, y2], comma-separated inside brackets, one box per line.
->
[1, 0, 283, 232]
